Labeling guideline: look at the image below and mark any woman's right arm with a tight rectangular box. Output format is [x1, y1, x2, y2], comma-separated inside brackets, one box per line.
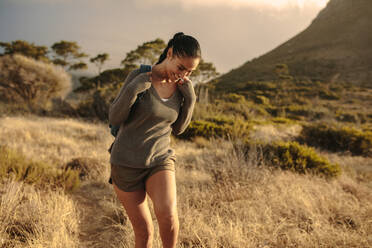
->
[108, 70, 152, 126]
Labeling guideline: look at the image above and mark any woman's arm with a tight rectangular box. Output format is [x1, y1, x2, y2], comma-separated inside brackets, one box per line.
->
[108, 71, 152, 126]
[171, 79, 197, 135]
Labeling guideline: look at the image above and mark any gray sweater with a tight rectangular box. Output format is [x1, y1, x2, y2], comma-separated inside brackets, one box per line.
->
[108, 68, 196, 168]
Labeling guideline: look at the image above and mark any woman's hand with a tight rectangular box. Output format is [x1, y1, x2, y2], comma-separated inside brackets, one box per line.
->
[176, 76, 196, 103]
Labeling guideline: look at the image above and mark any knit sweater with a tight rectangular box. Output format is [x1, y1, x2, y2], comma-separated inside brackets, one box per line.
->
[108, 68, 196, 168]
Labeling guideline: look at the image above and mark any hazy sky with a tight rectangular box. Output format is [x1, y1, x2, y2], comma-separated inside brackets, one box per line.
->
[0, 0, 328, 74]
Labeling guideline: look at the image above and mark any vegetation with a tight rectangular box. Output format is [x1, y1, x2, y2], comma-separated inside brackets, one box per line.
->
[0, 40, 49, 62]
[236, 140, 341, 178]
[0, 116, 370, 247]
[0, 54, 72, 107]
[50, 40, 88, 71]
[299, 123, 372, 157]
[0, 145, 80, 192]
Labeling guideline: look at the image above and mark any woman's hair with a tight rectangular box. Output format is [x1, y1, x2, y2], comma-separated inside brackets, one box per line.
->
[156, 32, 201, 65]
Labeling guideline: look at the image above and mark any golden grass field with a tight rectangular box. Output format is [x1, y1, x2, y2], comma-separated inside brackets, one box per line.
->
[0, 115, 371, 248]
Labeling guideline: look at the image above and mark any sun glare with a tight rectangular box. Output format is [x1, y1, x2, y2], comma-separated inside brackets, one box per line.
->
[178, 0, 328, 10]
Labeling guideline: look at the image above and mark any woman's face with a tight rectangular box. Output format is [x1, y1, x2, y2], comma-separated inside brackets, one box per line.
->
[165, 47, 200, 82]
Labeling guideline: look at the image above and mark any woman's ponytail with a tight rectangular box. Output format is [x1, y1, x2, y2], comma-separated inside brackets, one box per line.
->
[156, 32, 200, 65]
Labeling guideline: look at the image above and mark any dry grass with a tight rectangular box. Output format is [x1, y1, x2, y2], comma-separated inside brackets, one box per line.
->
[0, 115, 371, 247]
[249, 123, 302, 142]
[0, 179, 80, 247]
[0, 115, 113, 175]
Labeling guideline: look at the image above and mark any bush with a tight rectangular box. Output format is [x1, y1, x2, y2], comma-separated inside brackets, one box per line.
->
[221, 93, 246, 103]
[63, 157, 103, 181]
[254, 95, 270, 105]
[178, 120, 232, 140]
[0, 54, 72, 107]
[0, 145, 80, 192]
[238, 140, 341, 178]
[178, 117, 253, 141]
[298, 123, 372, 157]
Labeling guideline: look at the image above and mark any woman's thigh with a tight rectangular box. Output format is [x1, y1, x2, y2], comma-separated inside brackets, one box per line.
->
[112, 182, 153, 229]
[145, 170, 178, 216]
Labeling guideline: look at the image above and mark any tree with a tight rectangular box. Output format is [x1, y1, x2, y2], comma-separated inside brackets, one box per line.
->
[0, 54, 71, 106]
[74, 67, 131, 93]
[90, 53, 109, 74]
[191, 58, 219, 85]
[121, 38, 166, 70]
[51, 40, 88, 71]
[0, 40, 49, 62]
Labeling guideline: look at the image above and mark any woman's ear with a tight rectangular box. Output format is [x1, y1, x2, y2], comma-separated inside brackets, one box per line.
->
[167, 47, 173, 60]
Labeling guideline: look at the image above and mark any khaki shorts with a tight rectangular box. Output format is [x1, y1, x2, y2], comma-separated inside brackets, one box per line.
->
[108, 159, 175, 192]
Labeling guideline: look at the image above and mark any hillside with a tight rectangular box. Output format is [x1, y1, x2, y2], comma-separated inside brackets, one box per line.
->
[211, 0, 372, 91]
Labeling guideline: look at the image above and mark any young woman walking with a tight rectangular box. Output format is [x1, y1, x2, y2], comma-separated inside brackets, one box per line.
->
[108, 32, 201, 248]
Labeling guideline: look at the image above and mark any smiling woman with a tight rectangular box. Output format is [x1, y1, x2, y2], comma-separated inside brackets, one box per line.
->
[108, 32, 201, 248]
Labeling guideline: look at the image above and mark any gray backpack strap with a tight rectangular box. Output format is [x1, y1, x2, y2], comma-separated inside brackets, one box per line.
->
[139, 64, 152, 73]
[137, 64, 152, 101]
[108, 65, 152, 139]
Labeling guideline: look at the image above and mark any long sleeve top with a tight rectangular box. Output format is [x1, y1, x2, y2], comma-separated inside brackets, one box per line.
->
[108, 68, 196, 168]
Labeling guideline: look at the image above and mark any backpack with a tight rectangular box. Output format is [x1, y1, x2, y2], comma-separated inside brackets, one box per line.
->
[108, 64, 152, 137]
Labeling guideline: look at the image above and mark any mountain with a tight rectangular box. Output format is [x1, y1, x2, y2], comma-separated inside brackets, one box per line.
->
[211, 0, 372, 90]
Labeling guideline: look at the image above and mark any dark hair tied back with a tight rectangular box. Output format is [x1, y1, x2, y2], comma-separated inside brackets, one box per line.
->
[156, 32, 201, 65]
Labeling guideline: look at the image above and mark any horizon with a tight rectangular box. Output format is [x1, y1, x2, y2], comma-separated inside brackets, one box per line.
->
[0, 0, 328, 75]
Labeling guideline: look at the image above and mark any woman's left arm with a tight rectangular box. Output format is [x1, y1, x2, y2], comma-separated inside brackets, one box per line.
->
[171, 79, 197, 136]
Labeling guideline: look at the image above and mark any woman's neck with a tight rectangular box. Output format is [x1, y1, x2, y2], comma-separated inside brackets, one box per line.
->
[152, 63, 169, 83]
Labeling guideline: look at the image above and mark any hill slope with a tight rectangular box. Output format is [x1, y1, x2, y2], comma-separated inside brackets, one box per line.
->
[212, 0, 372, 90]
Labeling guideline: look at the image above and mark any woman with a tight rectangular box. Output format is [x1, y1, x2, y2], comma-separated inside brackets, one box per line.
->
[108, 32, 201, 247]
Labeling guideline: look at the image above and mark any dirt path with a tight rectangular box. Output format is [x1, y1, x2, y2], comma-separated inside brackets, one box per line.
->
[70, 180, 129, 248]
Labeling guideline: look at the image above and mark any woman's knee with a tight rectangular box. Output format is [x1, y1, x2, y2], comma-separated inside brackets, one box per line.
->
[155, 206, 179, 227]
[132, 221, 154, 241]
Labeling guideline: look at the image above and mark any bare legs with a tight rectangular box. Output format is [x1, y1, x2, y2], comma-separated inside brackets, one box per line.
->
[112, 170, 178, 248]
[112, 183, 154, 248]
[146, 170, 179, 248]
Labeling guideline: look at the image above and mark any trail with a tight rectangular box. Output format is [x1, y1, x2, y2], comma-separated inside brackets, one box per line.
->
[70, 180, 127, 248]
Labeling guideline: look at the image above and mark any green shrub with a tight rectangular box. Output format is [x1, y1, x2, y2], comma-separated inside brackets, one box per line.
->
[0, 146, 80, 192]
[254, 95, 270, 105]
[221, 93, 246, 103]
[178, 120, 232, 140]
[178, 117, 253, 141]
[238, 140, 341, 178]
[286, 105, 313, 117]
[299, 124, 372, 157]
[271, 117, 296, 124]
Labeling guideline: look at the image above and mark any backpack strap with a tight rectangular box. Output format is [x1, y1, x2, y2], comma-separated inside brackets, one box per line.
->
[108, 65, 152, 138]
[139, 64, 152, 73]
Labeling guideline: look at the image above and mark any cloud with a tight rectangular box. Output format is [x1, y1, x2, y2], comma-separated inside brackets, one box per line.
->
[139, 0, 328, 10]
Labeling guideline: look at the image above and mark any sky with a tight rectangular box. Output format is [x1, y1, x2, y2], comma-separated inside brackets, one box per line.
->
[0, 0, 329, 75]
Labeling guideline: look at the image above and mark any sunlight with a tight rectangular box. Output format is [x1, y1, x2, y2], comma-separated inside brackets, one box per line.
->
[230, 0, 328, 9]
[156, 0, 329, 10]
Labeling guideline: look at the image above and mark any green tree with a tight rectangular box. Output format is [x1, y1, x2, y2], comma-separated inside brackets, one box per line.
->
[121, 38, 166, 70]
[191, 58, 219, 85]
[0, 40, 49, 62]
[74, 68, 131, 93]
[51, 40, 88, 71]
[90, 53, 109, 74]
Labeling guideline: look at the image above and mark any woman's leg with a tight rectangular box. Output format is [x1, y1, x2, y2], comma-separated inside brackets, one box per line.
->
[112, 182, 154, 248]
[146, 170, 179, 248]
